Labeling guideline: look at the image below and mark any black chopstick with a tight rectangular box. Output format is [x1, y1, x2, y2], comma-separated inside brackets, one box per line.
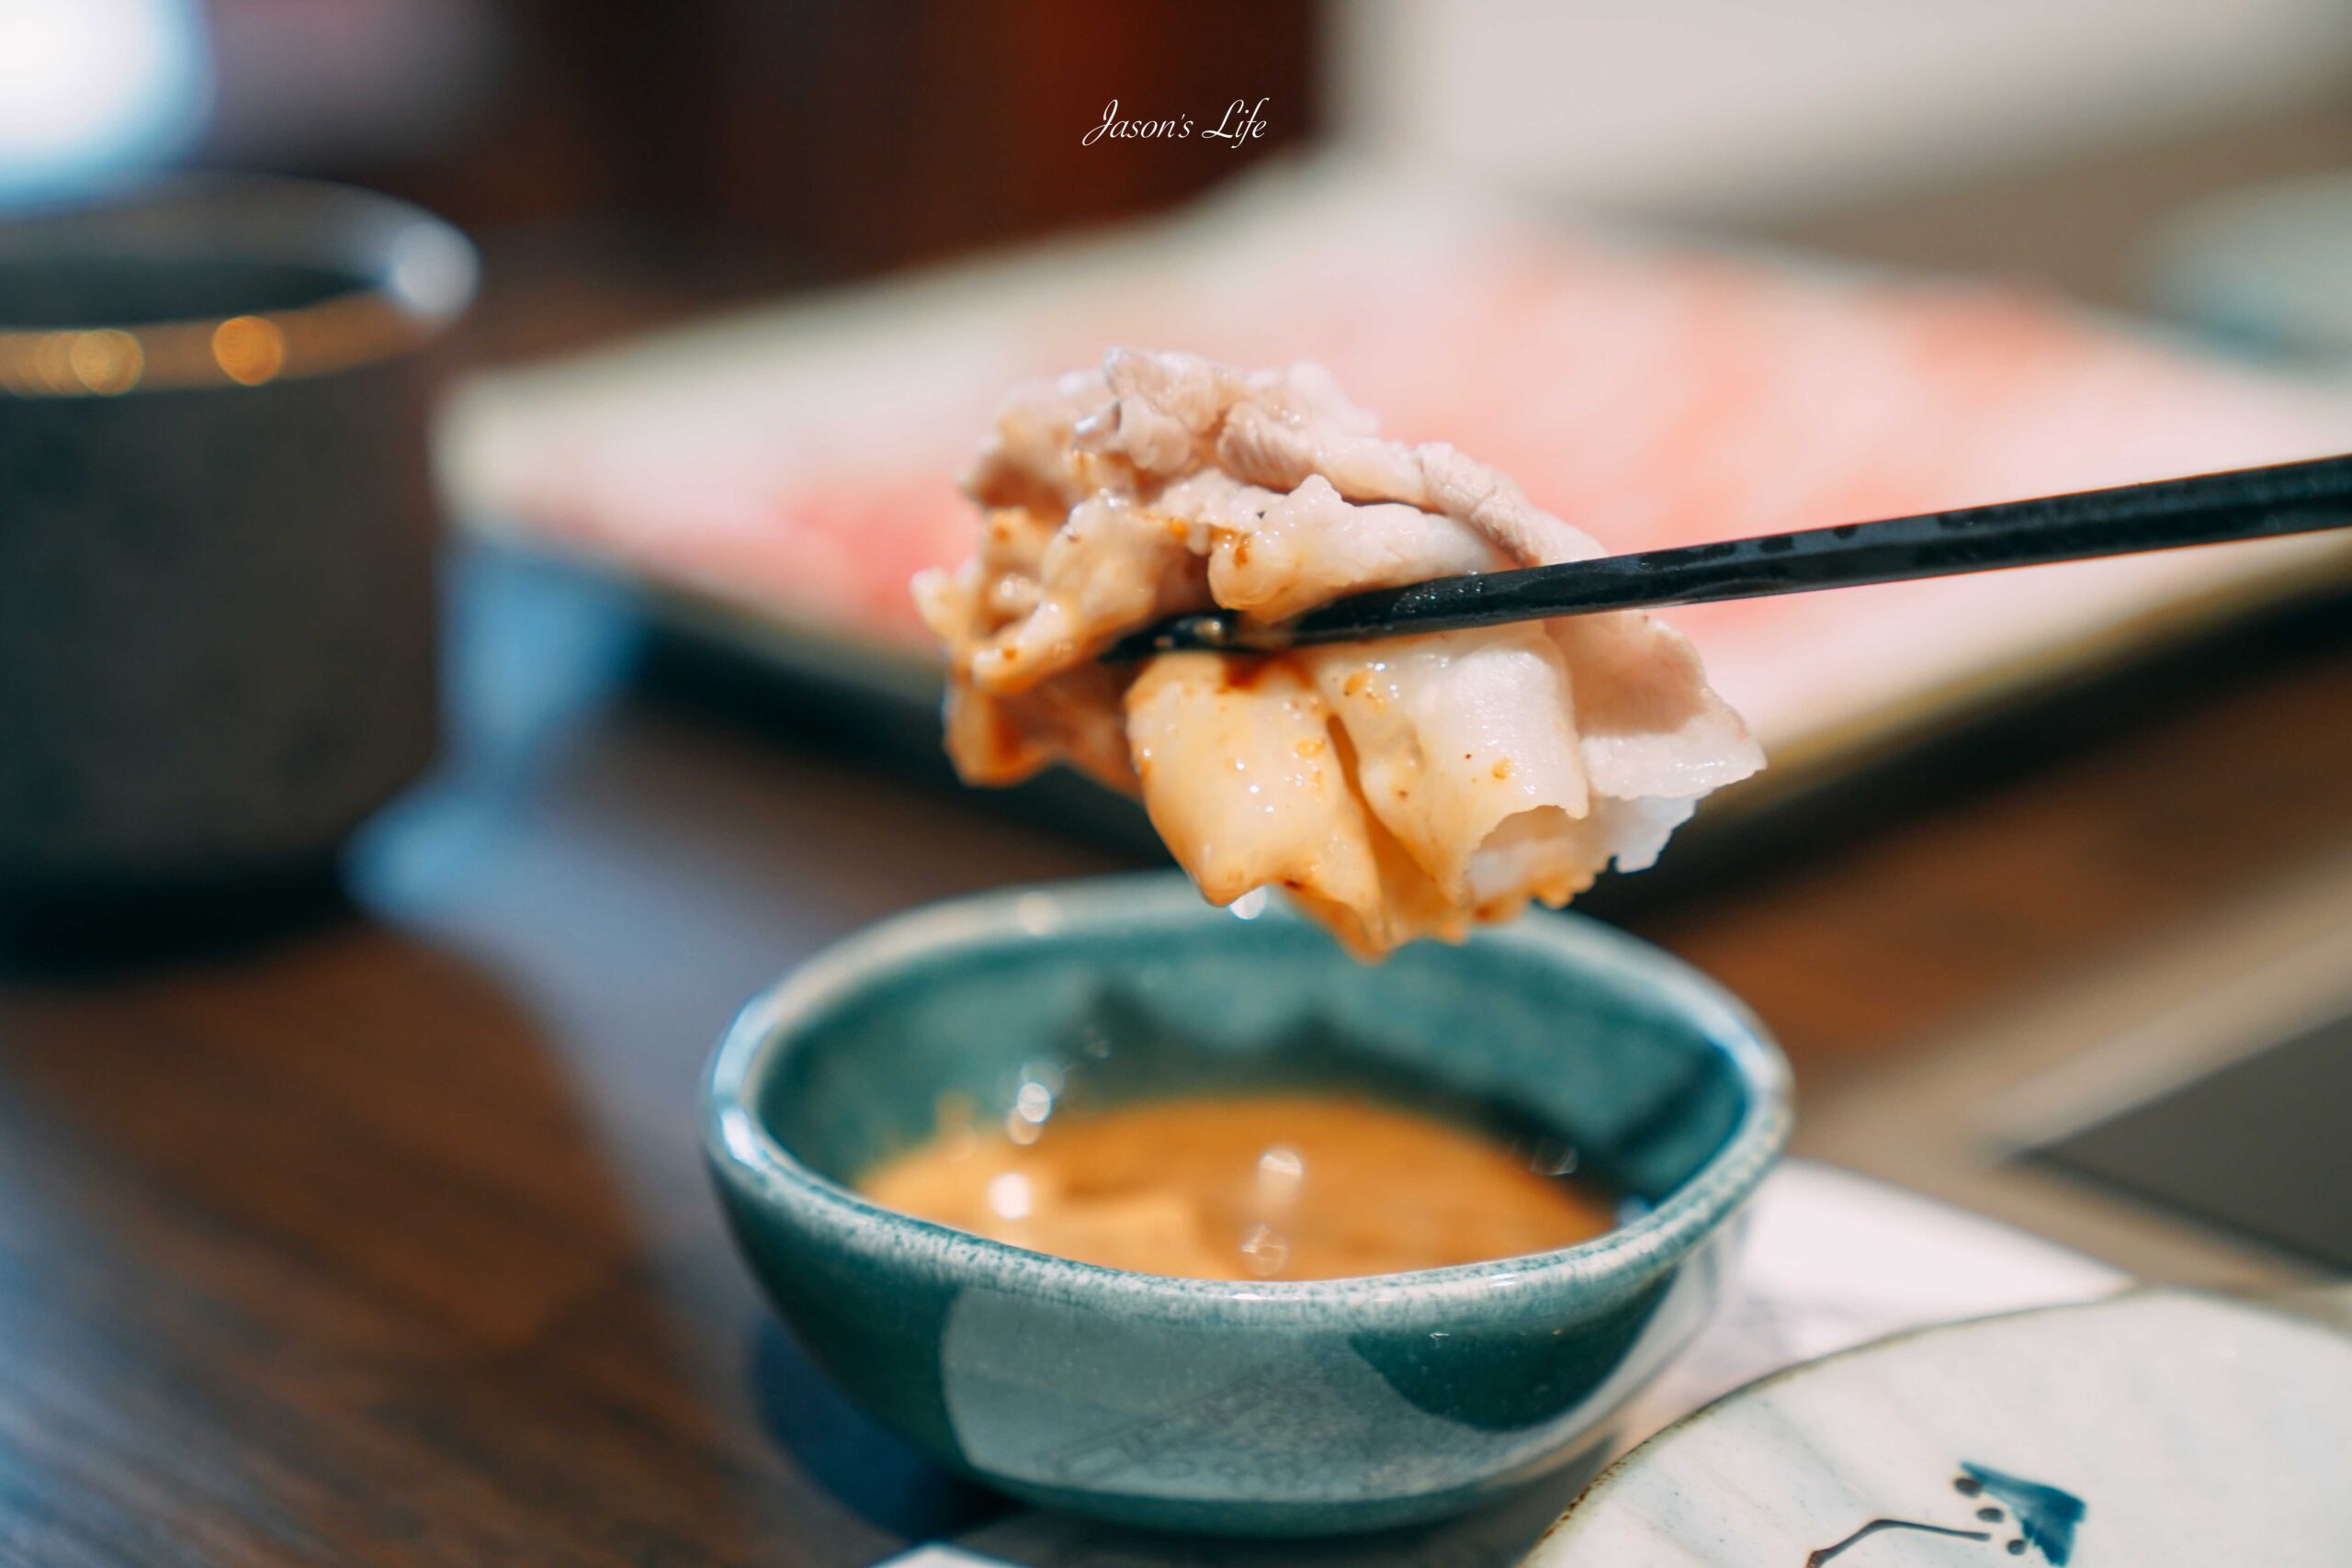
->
[1100, 451, 2352, 661]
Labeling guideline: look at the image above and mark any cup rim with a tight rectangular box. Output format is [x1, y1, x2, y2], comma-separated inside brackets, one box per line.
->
[0, 174, 477, 398]
[703, 872, 1792, 1311]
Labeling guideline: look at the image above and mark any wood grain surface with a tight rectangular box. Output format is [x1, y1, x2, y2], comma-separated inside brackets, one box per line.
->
[0, 549, 2346, 1566]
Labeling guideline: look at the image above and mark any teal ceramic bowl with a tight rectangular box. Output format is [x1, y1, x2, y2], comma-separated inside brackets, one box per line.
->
[702, 874, 1790, 1537]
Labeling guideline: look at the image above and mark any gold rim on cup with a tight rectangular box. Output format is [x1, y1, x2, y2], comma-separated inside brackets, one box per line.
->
[0, 288, 439, 398]
[0, 178, 474, 399]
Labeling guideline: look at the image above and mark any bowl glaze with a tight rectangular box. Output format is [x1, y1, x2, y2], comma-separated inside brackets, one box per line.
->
[703, 874, 1790, 1536]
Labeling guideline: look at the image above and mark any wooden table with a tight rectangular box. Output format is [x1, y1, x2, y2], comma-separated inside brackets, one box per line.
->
[2, 543, 2347, 1566]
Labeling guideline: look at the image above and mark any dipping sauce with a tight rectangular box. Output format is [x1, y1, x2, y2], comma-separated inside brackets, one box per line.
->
[859, 1093, 1618, 1281]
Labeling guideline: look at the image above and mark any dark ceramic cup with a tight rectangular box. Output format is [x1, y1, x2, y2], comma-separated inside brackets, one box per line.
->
[0, 176, 475, 924]
[704, 874, 1792, 1537]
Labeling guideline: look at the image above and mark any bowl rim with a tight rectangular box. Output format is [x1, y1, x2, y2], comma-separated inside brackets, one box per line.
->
[702, 872, 1792, 1313]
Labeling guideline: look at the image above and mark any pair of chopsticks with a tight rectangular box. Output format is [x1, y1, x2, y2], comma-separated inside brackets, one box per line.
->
[1101, 452, 2352, 661]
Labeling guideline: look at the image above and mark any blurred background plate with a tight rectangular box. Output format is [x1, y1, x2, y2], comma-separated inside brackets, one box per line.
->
[438, 162, 2352, 850]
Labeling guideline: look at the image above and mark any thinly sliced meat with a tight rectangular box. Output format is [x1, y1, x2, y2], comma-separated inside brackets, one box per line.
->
[920, 348, 1764, 956]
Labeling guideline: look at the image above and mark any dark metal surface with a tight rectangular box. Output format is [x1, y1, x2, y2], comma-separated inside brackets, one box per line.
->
[2030, 1004, 2352, 1269]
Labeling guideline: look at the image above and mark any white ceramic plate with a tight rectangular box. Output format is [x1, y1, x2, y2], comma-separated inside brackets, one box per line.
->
[1532, 1287, 2352, 1566]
